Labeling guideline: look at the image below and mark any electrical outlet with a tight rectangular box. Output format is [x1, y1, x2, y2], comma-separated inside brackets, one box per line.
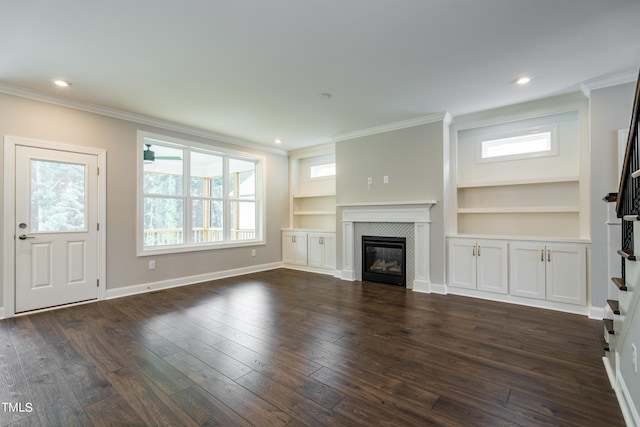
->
[367, 177, 372, 185]
[251, 249, 256, 257]
[383, 175, 389, 184]
[633, 343, 637, 373]
[149, 260, 156, 270]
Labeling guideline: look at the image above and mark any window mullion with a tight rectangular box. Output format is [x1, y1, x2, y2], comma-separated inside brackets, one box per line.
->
[204, 178, 211, 242]
[223, 156, 230, 242]
[184, 148, 191, 244]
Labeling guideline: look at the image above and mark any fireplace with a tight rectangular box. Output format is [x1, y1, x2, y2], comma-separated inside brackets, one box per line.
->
[362, 236, 406, 286]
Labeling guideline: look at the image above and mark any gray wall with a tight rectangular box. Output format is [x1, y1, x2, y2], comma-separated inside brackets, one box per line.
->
[335, 121, 447, 286]
[0, 92, 289, 308]
[590, 82, 635, 308]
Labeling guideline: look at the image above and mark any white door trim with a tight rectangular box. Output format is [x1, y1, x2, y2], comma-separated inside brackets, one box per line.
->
[3, 135, 107, 318]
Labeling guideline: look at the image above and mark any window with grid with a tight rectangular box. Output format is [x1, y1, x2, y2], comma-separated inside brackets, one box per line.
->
[138, 132, 263, 255]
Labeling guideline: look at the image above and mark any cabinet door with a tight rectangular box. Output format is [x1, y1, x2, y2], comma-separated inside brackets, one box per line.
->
[308, 233, 336, 270]
[293, 233, 308, 265]
[509, 242, 545, 300]
[448, 238, 476, 289]
[307, 234, 323, 268]
[546, 243, 586, 305]
[282, 232, 307, 266]
[321, 234, 336, 270]
[476, 240, 508, 294]
[282, 233, 296, 264]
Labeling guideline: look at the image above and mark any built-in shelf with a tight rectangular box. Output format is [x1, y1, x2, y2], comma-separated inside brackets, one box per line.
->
[289, 147, 336, 232]
[457, 176, 579, 189]
[456, 178, 581, 238]
[458, 206, 580, 214]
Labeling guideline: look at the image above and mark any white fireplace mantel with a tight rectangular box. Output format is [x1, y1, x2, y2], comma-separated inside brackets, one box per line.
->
[341, 201, 436, 293]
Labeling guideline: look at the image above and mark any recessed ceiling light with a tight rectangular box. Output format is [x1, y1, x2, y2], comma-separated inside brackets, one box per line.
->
[275, 139, 283, 144]
[53, 79, 71, 87]
[516, 76, 531, 85]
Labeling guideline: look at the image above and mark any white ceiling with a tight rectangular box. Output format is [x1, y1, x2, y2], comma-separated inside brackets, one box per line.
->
[1, 0, 639, 151]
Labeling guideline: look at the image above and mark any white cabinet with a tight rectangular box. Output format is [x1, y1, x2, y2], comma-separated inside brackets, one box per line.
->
[448, 237, 588, 309]
[509, 241, 546, 299]
[282, 231, 335, 273]
[308, 232, 336, 271]
[509, 241, 586, 305]
[448, 238, 508, 294]
[282, 231, 307, 266]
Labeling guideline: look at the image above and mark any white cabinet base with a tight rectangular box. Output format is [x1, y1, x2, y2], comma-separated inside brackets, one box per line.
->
[282, 230, 336, 276]
[448, 236, 588, 315]
[448, 238, 508, 294]
[445, 286, 590, 316]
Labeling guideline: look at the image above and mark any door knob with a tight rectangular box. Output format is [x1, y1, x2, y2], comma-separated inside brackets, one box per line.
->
[18, 234, 35, 240]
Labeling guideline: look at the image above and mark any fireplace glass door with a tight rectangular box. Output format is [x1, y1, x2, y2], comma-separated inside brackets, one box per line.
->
[362, 236, 406, 286]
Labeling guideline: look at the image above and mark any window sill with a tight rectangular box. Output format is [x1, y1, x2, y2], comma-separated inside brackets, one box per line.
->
[138, 239, 266, 257]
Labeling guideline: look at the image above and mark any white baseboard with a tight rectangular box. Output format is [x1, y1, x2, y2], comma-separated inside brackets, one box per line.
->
[430, 283, 447, 295]
[106, 262, 281, 300]
[280, 264, 338, 277]
[412, 280, 431, 293]
[412, 280, 447, 294]
[589, 306, 606, 320]
[602, 356, 616, 390]
[446, 286, 590, 316]
[617, 369, 640, 427]
[340, 269, 356, 281]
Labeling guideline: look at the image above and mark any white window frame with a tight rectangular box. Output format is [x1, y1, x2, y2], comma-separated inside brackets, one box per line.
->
[137, 131, 265, 256]
[476, 125, 559, 164]
[309, 161, 336, 181]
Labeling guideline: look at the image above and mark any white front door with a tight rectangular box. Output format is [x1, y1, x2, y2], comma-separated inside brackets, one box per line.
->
[15, 146, 99, 313]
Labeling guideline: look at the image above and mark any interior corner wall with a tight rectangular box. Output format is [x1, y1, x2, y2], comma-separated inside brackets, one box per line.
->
[335, 121, 446, 286]
[0, 92, 289, 309]
[590, 82, 636, 308]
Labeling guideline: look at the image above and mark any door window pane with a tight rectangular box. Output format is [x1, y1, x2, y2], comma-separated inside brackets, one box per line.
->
[31, 160, 86, 232]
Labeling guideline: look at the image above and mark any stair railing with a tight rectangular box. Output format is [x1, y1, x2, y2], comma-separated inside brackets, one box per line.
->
[616, 70, 640, 277]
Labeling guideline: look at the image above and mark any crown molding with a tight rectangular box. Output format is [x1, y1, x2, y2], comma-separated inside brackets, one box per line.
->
[332, 112, 451, 142]
[288, 141, 335, 159]
[583, 69, 638, 92]
[452, 91, 588, 132]
[0, 83, 288, 156]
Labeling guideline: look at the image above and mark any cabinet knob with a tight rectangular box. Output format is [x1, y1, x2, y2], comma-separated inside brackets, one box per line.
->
[540, 249, 544, 262]
[472, 245, 476, 256]
[477, 246, 481, 256]
[547, 249, 551, 262]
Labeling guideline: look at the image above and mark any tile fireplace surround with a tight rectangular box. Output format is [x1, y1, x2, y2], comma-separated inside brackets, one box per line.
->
[341, 202, 436, 292]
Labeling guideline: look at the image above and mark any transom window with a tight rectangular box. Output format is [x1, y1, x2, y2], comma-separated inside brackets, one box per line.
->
[310, 162, 336, 179]
[138, 132, 264, 255]
[477, 127, 558, 163]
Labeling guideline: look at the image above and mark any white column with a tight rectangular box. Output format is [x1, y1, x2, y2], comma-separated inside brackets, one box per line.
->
[341, 221, 355, 280]
[412, 222, 431, 292]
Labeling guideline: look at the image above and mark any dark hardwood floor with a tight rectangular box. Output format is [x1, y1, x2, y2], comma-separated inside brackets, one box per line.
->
[0, 269, 624, 426]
